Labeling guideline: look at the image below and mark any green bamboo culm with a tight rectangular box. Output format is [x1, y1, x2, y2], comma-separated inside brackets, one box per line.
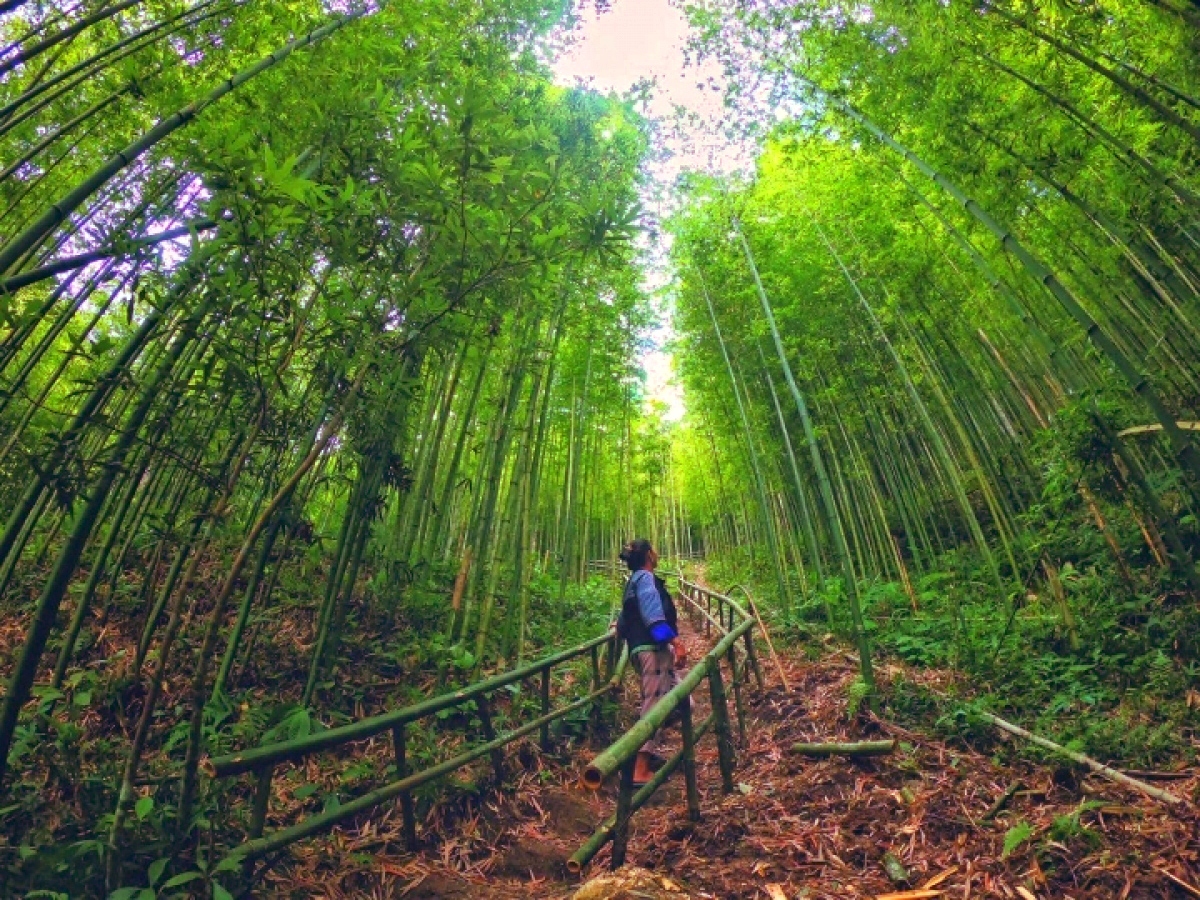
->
[732, 223, 875, 696]
[692, 259, 794, 615]
[810, 85, 1200, 503]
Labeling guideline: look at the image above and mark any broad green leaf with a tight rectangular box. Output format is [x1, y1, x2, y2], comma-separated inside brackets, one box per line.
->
[1002, 821, 1035, 858]
[148, 857, 170, 887]
[162, 872, 203, 889]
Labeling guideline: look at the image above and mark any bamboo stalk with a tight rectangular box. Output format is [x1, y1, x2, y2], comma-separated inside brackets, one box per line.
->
[0, 7, 369, 277]
[1118, 422, 1200, 437]
[979, 712, 1185, 806]
[730, 227, 876, 694]
[725, 583, 788, 691]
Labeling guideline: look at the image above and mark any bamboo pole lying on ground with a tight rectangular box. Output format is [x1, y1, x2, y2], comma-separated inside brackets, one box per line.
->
[979, 711, 1185, 807]
[838, 648, 1190, 809]
[791, 739, 897, 757]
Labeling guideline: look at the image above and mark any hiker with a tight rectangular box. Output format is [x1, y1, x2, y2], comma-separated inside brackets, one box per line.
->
[615, 538, 687, 786]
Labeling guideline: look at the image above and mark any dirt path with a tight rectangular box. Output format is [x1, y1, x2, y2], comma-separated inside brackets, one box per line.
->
[264, 629, 1200, 899]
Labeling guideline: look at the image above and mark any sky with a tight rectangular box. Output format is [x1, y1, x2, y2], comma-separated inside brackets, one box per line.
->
[552, 0, 739, 422]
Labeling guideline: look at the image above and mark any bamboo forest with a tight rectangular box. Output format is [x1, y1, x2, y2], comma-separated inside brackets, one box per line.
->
[1, 0, 1199, 896]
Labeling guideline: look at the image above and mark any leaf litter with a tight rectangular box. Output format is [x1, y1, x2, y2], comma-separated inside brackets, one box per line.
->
[260, 628, 1198, 899]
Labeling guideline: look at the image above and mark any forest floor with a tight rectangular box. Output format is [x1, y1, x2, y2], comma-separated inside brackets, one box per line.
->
[262, 624, 1200, 900]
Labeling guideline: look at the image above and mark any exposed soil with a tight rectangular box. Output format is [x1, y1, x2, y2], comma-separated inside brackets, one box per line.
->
[262, 623, 1200, 899]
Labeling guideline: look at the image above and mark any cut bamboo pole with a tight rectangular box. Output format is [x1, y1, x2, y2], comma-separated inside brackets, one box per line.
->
[882, 851, 909, 884]
[979, 712, 1185, 807]
[1157, 868, 1200, 899]
[982, 780, 1023, 820]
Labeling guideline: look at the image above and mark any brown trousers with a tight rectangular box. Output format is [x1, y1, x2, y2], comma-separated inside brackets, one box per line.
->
[632, 647, 679, 755]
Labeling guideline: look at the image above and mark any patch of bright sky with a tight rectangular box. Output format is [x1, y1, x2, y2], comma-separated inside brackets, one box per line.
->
[552, 0, 751, 423]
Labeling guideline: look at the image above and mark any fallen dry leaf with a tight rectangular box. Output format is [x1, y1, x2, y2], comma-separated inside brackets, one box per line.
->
[1157, 868, 1200, 899]
[920, 866, 958, 890]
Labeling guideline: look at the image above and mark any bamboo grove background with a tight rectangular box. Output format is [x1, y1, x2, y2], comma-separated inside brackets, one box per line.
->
[668, 0, 1200, 745]
[2, 0, 1200, 894]
[0, 0, 700, 890]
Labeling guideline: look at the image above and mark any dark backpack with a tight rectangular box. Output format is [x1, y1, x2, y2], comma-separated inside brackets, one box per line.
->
[616, 570, 677, 648]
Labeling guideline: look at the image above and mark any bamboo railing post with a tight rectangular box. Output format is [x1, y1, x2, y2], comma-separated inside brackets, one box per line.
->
[704, 592, 712, 637]
[249, 765, 274, 840]
[610, 756, 636, 869]
[569, 712, 716, 873]
[539, 665, 552, 750]
[391, 723, 417, 849]
[475, 696, 505, 783]
[708, 661, 737, 793]
[744, 628, 763, 691]
[679, 689, 701, 822]
[590, 644, 603, 735]
[727, 645, 747, 746]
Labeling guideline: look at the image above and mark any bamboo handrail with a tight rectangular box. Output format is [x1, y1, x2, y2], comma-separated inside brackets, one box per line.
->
[678, 577, 764, 689]
[231, 682, 621, 863]
[207, 630, 615, 778]
[207, 631, 628, 866]
[580, 618, 754, 789]
[568, 712, 715, 873]
[678, 586, 730, 635]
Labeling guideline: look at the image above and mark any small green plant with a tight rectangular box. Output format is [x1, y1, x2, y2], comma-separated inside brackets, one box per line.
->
[1001, 820, 1035, 859]
[1047, 801, 1104, 848]
[846, 677, 871, 720]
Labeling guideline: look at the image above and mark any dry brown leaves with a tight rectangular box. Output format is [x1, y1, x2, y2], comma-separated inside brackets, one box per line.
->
[632, 648, 1200, 900]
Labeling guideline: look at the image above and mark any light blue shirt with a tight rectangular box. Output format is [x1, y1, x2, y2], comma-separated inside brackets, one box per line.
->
[629, 569, 665, 625]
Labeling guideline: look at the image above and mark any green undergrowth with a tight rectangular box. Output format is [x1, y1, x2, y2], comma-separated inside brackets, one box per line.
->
[697, 550, 1200, 771]
[692, 402, 1200, 770]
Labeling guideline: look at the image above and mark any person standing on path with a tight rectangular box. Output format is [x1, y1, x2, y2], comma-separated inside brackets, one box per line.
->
[615, 538, 687, 786]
